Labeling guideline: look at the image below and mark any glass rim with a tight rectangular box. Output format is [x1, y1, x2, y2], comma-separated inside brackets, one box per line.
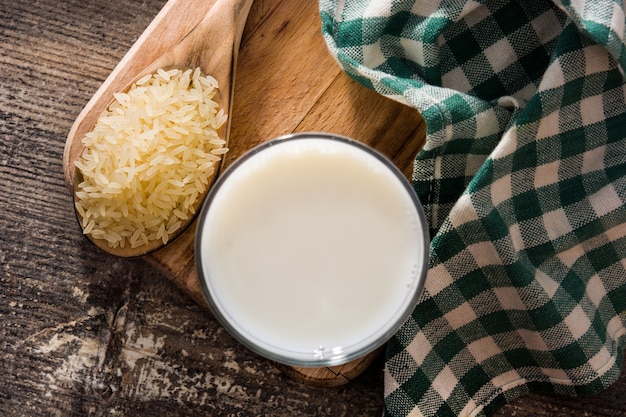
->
[194, 132, 429, 367]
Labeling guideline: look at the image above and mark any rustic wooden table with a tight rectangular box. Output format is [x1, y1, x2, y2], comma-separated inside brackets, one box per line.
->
[2, 0, 625, 416]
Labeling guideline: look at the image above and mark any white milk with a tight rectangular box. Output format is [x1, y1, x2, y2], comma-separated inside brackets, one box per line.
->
[196, 135, 427, 366]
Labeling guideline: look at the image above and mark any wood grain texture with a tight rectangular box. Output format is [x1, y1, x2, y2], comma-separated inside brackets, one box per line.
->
[2, 0, 626, 416]
[147, 0, 427, 385]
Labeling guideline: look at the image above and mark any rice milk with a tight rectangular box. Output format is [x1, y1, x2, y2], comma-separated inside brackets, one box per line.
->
[196, 134, 428, 366]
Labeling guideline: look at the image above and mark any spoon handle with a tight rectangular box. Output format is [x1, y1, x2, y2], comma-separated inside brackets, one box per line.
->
[168, 0, 254, 152]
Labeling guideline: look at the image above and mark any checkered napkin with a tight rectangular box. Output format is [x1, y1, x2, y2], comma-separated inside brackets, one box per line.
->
[320, 0, 626, 416]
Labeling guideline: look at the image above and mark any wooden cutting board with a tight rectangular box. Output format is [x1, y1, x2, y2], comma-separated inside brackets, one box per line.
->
[97, 0, 426, 386]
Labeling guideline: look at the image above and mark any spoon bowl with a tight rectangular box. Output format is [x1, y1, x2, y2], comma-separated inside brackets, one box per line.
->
[63, 0, 253, 257]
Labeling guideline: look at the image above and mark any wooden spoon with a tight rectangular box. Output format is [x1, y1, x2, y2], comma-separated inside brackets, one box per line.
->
[63, 0, 254, 257]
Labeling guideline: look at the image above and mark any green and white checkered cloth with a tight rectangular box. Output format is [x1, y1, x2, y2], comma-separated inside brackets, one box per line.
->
[320, 0, 626, 416]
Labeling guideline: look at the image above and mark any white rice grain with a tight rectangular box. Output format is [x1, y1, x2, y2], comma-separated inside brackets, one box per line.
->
[75, 68, 227, 249]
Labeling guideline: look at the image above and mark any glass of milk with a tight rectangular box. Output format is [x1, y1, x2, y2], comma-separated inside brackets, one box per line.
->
[195, 133, 429, 367]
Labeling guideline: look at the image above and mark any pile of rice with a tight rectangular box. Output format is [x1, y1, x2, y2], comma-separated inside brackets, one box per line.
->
[74, 68, 228, 249]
